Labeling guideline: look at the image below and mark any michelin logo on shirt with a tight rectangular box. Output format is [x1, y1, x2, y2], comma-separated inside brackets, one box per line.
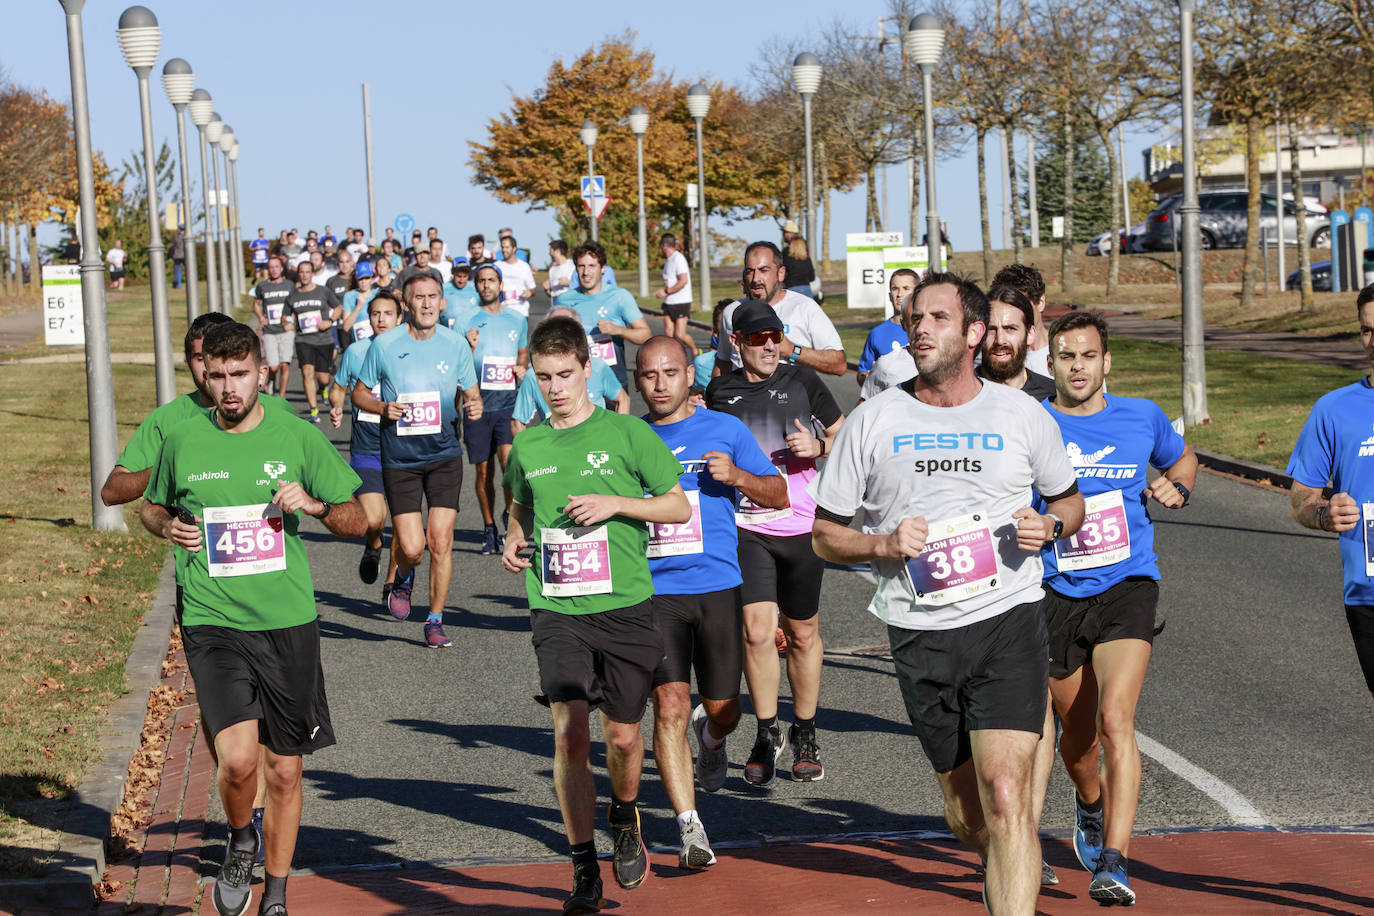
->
[1066, 442, 1137, 479]
[1359, 424, 1374, 457]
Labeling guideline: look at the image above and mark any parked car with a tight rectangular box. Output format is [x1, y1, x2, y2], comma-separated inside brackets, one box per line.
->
[1285, 259, 1333, 292]
[1139, 190, 1330, 252]
[1086, 221, 1147, 256]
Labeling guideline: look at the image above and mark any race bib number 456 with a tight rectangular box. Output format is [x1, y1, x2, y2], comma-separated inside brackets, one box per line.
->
[540, 525, 613, 597]
[905, 511, 1000, 607]
[204, 503, 286, 578]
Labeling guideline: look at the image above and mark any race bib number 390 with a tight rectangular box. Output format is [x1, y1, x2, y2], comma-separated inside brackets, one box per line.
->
[1055, 490, 1131, 571]
[905, 511, 1000, 607]
[204, 503, 286, 578]
[397, 391, 442, 436]
[1364, 503, 1374, 578]
[540, 525, 613, 597]
[648, 490, 703, 558]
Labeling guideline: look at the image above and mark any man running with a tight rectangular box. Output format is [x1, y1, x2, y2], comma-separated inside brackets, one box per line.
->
[250, 228, 271, 281]
[705, 300, 844, 786]
[636, 336, 786, 868]
[511, 308, 629, 433]
[857, 268, 918, 388]
[500, 315, 690, 914]
[560, 241, 651, 389]
[810, 272, 1084, 914]
[141, 321, 365, 916]
[397, 246, 442, 293]
[654, 234, 694, 356]
[442, 261, 479, 330]
[496, 234, 537, 318]
[991, 263, 1051, 378]
[1288, 284, 1374, 701]
[284, 260, 342, 423]
[352, 274, 481, 647]
[543, 239, 574, 309]
[464, 263, 529, 555]
[979, 283, 1056, 401]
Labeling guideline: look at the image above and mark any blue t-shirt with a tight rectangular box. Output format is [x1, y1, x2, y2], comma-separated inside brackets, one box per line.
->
[692, 351, 716, 392]
[560, 286, 642, 385]
[645, 408, 780, 594]
[442, 287, 480, 330]
[335, 339, 382, 462]
[859, 320, 908, 373]
[1037, 394, 1187, 597]
[1287, 377, 1374, 605]
[356, 324, 478, 468]
[341, 289, 377, 344]
[465, 307, 528, 413]
[249, 238, 271, 266]
[513, 357, 623, 425]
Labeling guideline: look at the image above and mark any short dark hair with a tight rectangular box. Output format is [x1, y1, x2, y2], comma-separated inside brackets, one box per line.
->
[890, 268, 919, 286]
[501, 234, 518, 247]
[660, 233, 678, 247]
[744, 240, 783, 266]
[468, 233, 485, 247]
[985, 282, 1035, 328]
[571, 240, 607, 268]
[403, 272, 443, 300]
[1357, 284, 1374, 311]
[912, 271, 990, 336]
[550, 239, 568, 256]
[530, 315, 590, 365]
[429, 237, 444, 247]
[991, 263, 1046, 305]
[1046, 311, 1110, 352]
[185, 312, 234, 362]
[368, 289, 401, 317]
[202, 321, 262, 364]
[713, 298, 733, 331]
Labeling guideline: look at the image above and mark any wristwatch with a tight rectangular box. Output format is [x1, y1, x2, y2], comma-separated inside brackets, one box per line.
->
[1045, 512, 1064, 544]
[1172, 481, 1191, 506]
[789, 344, 802, 363]
[314, 502, 332, 520]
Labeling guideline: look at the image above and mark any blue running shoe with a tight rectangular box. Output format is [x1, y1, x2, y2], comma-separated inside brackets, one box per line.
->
[1073, 791, 1104, 873]
[388, 567, 414, 620]
[1089, 847, 1135, 906]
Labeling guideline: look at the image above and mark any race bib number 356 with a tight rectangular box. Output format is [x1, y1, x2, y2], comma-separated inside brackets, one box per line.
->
[540, 525, 613, 597]
[204, 503, 286, 578]
[481, 355, 517, 390]
[905, 511, 1000, 607]
[397, 391, 442, 436]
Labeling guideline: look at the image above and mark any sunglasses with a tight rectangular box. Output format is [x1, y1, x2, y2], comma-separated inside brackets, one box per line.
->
[743, 329, 782, 347]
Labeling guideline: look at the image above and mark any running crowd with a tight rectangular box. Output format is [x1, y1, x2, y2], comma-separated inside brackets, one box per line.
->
[99, 224, 1374, 916]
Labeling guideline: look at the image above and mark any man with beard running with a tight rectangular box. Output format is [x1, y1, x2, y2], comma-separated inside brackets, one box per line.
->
[977, 283, 1056, 401]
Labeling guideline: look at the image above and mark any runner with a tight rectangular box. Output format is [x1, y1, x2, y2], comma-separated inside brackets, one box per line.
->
[691, 301, 731, 402]
[397, 246, 442, 292]
[442, 261, 479, 330]
[250, 228, 271, 281]
[560, 241, 650, 389]
[511, 308, 629, 434]
[252, 256, 295, 398]
[635, 336, 786, 868]
[428, 238, 453, 279]
[140, 320, 365, 916]
[543, 239, 574, 308]
[499, 315, 690, 913]
[467, 233, 494, 268]
[464, 263, 529, 555]
[284, 260, 343, 424]
[1036, 310, 1197, 906]
[106, 239, 127, 290]
[373, 250, 400, 300]
[339, 261, 378, 345]
[496, 234, 537, 318]
[810, 271, 1084, 914]
[654, 234, 695, 356]
[978, 283, 1056, 401]
[991, 263, 1051, 378]
[857, 268, 918, 388]
[352, 273, 481, 647]
[1288, 285, 1374, 702]
[705, 299, 844, 786]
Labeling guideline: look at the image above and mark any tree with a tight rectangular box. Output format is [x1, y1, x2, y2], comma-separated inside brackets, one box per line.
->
[86, 141, 175, 281]
[1029, 128, 1113, 246]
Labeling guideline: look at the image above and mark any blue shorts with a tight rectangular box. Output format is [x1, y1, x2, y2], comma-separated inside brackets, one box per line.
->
[350, 454, 384, 496]
[463, 408, 514, 465]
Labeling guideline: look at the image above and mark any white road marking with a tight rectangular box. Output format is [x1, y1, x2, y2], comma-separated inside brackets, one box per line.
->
[1135, 732, 1269, 827]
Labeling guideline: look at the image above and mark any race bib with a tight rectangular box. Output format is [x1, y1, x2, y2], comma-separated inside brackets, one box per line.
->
[1364, 503, 1374, 578]
[352, 320, 374, 342]
[1055, 490, 1131, 572]
[266, 302, 284, 324]
[540, 526, 613, 597]
[648, 490, 703, 558]
[298, 311, 321, 333]
[358, 385, 381, 424]
[502, 289, 522, 304]
[589, 335, 617, 367]
[735, 495, 792, 526]
[905, 511, 1001, 607]
[396, 391, 442, 436]
[204, 503, 286, 578]
[481, 355, 517, 390]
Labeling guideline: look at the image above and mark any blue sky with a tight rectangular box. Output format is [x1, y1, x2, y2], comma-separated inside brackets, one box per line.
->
[5, 1, 1157, 262]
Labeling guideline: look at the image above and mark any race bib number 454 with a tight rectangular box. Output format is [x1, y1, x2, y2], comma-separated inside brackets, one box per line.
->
[540, 525, 613, 597]
[905, 511, 1000, 607]
[204, 503, 286, 578]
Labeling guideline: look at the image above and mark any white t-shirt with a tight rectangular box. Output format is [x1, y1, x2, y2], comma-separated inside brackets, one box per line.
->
[859, 348, 917, 401]
[716, 290, 843, 369]
[346, 242, 366, 259]
[105, 248, 127, 271]
[1026, 343, 1051, 378]
[662, 250, 692, 305]
[496, 258, 536, 317]
[548, 261, 575, 303]
[810, 380, 1076, 631]
[431, 258, 453, 278]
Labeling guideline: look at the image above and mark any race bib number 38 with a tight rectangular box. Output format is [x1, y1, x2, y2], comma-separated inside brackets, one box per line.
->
[905, 511, 1000, 607]
[1055, 489, 1131, 571]
[540, 526, 613, 597]
[648, 490, 703, 558]
[204, 503, 286, 578]
[397, 391, 442, 436]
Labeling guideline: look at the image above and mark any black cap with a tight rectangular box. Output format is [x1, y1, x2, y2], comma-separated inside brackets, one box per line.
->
[732, 299, 783, 335]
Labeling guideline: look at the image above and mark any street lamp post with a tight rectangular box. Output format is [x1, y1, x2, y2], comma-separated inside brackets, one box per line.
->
[905, 14, 945, 275]
[227, 141, 243, 303]
[58, 0, 124, 531]
[792, 53, 822, 251]
[205, 115, 232, 310]
[628, 106, 650, 298]
[218, 128, 239, 303]
[187, 89, 220, 313]
[117, 5, 175, 406]
[161, 57, 199, 323]
[687, 84, 711, 309]
[580, 120, 599, 243]
[1178, 0, 1208, 424]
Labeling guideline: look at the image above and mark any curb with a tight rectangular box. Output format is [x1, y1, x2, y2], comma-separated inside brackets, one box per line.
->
[1193, 448, 1296, 491]
[0, 552, 178, 909]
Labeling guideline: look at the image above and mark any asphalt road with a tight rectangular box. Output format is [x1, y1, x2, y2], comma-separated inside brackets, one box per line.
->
[209, 293, 1370, 873]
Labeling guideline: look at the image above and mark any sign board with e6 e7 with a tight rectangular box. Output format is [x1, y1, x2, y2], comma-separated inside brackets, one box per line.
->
[43, 264, 85, 347]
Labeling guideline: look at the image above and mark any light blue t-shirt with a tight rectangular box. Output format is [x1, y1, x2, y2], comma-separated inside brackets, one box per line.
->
[560, 286, 642, 385]
[645, 407, 780, 594]
[356, 324, 478, 468]
[1037, 394, 1187, 597]
[1288, 377, 1374, 605]
[512, 357, 623, 425]
[335, 339, 382, 461]
[465, 307, 528, 413]
[859, 319, 908, 373]
[442, 286, 480, 330]
[341, 289, 378, 344]
[693, 351, 716, 392]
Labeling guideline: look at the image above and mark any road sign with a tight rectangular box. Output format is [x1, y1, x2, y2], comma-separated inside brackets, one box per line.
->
[686, 183, 699, 210]
[581, 176, 609, 221]
[845, 232, 904, 310]
[394, 213, 414, 236]
[881, 245, 948, 313]
[43, 265, 84, 347]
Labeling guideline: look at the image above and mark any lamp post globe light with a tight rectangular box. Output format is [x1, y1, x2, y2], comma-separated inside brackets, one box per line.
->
[187, 89, 221, 313]
[904, 13, 945, 275]
[161, 57, 200, 323]
[792, 52, 822, 251]
[580, 120, 599, 242]
[205, 115, 232, 309]
[1177, 0, 1208, 424]
[628, 106, 650, 297]
[686, 83, 711, 309]
[227, 141, 244, 306]
[117, 5, 175, 406]
[59, 0, 125, 531]
[218, 127, 239, 304]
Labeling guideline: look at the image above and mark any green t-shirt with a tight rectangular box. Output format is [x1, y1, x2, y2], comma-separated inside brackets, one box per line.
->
[503, 408, 682, 615]
[118, 392, 291, 472]
[144, 405, 361, 631]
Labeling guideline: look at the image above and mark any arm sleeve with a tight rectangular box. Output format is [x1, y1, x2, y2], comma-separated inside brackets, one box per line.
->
[117, 410, 165, 472]
[808, 406, 868, 517]
[453, 334, 479, 390]
[801, 367, 844, 428]
[503, 439, 533, 504]
[617, 289, 643, 324]
[143, 432, 177, 506]
[1147, 401, 1187, 470]
[512, 373, 542, 425]
[356, 339, 381, 388]
[1286, 399, 1334, 487]
[858, 328, 879, 373]
[517, 316, 529, 348]
[595, 361, 624, 400]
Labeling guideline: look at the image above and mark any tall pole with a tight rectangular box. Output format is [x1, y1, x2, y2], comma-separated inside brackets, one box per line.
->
[1118, 126, 1131, 231]
[629, 107, 650, 299]
[189, 90, 220, 314]
[792, 53, 823, 255]
[1178, 0, 1208, 425]
[694, 119, 710, 308]
[226, 153, 243, 302]
[803, 94, 817, 249]
[1274, 113, 1286, 287]
[60, 0, 124, 532]
[921, 65, 941, 272]
[999, 127, 1012, 249]
[587, 144, 598, 243]
[362, 83, 377, 245]
[163, 59, 198, 322]
[1028, 132, 1040, 248]
[211, 141, 231, 308]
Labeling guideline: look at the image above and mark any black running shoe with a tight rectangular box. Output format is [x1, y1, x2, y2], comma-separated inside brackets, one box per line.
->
[359, 545, 381, 584]
[563, 861, 603, 915]
[743, 722, 784, 786]
[609, 804, 648, 890]
[788, 725, 824, 781]
[482, 525, 498, 556]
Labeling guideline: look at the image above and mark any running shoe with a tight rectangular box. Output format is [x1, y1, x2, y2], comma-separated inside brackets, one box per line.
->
[563, 861, 603, 915]
[743, 722, 784, 787]
[251, 807, 264, 865]
[381, 582, 392, 607]
[1073, 791, 1104, 873]
[678, 818, 717, 869]
[308, 407, 320, 423]
[359, 545, 381, 584]
[211, 833, 257, 916]
[481, 525, 498, 556]
[388, 568, 414, 620]
[424, 620, 452, 648]
[608, 804, 648, 889]
[788, 725, 824, 782]
[1041, 858, 1060, 885]
[1089, 848, 1135, 906]
[260, 907, 287, 916]
[774, 626, 788, 655]
[691, 704, 727, 793]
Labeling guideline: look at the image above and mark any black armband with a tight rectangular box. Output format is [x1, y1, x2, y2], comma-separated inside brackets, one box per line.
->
[814, 505, 855, 527]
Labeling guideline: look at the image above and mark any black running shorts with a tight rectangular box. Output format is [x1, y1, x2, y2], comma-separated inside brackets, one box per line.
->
[888, 600, 1049, 774]
[1042, 578, 1160, 679]
[181, 619, 336, 756]
[1345, 604, 1374, 692]
[663, 302, 692, 321]
[651, 587, 743, 699]
[736, 529, 824, 620]
[531, 599, 664, 724]
[382, 456, 462, 516]
[294, 341, 335, 372]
